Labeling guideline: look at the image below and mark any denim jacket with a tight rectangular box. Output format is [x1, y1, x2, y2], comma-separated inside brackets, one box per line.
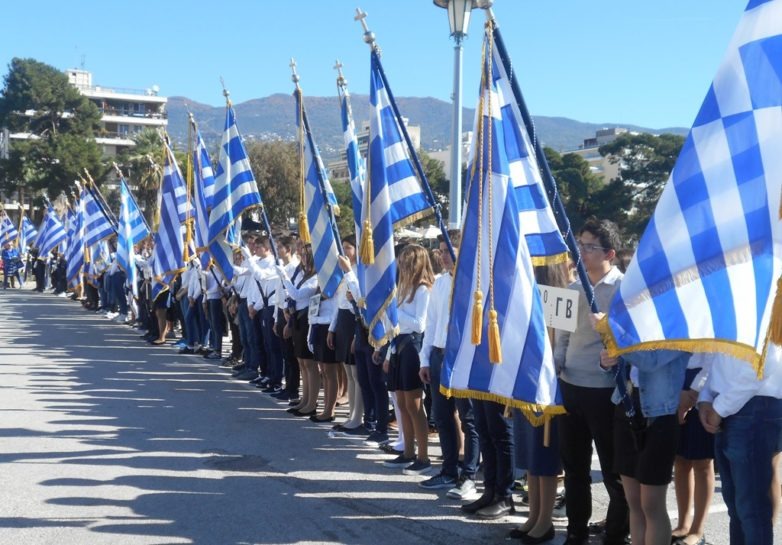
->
[611, 349, 690, 418]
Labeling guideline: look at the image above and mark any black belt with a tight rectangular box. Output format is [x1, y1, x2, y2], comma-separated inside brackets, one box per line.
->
[432, 347, 445, 356]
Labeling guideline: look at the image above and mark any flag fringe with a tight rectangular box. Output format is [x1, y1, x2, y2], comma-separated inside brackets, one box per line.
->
[530, 252, 569, 267]
[367, 288, 400, 349]
[596, 315, 764, 377]
[439, 385, 566, 426]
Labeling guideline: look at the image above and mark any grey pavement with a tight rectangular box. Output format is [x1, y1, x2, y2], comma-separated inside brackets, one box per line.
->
[0, 287, 777, 545]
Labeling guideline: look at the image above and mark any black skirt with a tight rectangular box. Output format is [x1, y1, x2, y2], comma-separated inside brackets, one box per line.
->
[311, 323, 338, 364]
[387, 333, 424, 392]
[292, 310, 313, 360]
[333, 308, 356, 364]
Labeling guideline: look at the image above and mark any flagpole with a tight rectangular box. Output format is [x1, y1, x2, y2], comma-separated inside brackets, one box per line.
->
[355, 9, 456, 262]
[82, 169, 119, 228]
[487, 12, 634, 417]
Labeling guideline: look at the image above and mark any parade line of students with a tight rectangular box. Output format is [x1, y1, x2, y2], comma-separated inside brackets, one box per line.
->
[13, 218, 782, 545]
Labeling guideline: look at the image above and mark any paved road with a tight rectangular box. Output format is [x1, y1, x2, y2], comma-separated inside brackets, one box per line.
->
[0, 288, 778, 545]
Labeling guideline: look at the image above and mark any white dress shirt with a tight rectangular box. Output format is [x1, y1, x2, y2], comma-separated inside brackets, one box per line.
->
[698, 346, 782, 418]
[419, 272, 451, 368]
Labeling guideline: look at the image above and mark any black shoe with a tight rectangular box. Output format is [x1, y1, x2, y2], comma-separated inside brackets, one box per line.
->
[460, 490, 495, 514]
[263, 384, 282, 393]
[271, 390, 291, 400]
[293, 409, 316, 417]
[288, 399, 301, 407]
[178, 347, 195, 354]
[475, 496, 515, 519]
[249, 375, 264, 384]
[309, 415, 335, 423]
[562, 534, 588, 545]
[520, 525, 555, 544]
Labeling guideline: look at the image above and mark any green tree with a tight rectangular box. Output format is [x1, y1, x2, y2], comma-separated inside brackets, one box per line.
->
[0, 58, 104, 198]
[599, 132, 684, 238]
[245, 140, 299, 230]
[117, 128, 164, 225]
[544, 147, 610, 231]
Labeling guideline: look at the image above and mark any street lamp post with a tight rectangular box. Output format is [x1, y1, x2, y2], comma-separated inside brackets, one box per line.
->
[433, 0, 492, 230]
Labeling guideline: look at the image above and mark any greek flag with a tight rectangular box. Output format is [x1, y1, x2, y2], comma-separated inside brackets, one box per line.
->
[604, 0, 782, 372]
[339, 75, 368, 316]
[38, 206, 67, 256]
[296, 88, 343, 298]
[66, 197, 85, 289]
[118, 179, 149, 297]
[192, 120, 215, 269]
[152, 142, 187, 300]
[1, 213, 18, 244]
[207, 102, 262, 281]
[440, 32, 564, 418]
[482, 33, 568, 264]
[83, 187, 116, 247]
[362, 50, 437, 346]
[19, 216, 37, 250]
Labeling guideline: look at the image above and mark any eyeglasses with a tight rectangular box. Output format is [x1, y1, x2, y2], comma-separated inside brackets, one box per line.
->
[577, 241, 608, 254]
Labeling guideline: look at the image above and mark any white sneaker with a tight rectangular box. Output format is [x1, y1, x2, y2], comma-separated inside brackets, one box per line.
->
[447, 475, 477, 500]
[113, 314, 127, 323]
[105, 311, 118, 319]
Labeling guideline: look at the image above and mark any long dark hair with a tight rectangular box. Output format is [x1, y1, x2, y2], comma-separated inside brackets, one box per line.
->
[300, 244, 315, 279]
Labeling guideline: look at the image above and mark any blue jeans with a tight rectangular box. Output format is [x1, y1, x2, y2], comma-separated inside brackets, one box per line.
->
[184, 295, 204, 347]
[429, 348, 479, 479]
[207, 299, 225, 355]
[474, 399, 514, 498]
[261, 306, 283, 384]
[714, 395, 782, 545]
[355, 325, 387, 434]
[237, 301, 257, 368]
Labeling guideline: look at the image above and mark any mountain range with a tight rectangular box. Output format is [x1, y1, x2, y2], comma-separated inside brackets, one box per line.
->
[166, 94, 687, 160]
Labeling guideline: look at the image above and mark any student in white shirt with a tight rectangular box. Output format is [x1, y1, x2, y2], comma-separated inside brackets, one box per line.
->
[381, 244, 434, 476]
[277, 244, 320, 417]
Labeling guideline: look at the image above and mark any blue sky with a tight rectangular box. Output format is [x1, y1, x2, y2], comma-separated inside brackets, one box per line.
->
[1, 1, 746, 129]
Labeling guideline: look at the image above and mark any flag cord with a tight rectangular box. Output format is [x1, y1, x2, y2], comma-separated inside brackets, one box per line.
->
[486, 21, 502, 364]
[471, 34, 487, 347]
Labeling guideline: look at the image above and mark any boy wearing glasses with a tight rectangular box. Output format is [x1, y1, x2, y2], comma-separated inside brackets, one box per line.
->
[554, 218, 630, 545]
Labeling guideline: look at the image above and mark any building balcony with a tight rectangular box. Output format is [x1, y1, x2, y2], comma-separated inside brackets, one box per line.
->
[81, 86, 167, 104]
[101, 114, 168, 127]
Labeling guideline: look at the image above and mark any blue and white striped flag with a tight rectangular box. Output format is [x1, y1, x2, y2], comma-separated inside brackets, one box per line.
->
[338, 73, 368, 317]
[440, 31, 564, 418]
[0, 213, 18, 244]
[192, 120, 215, 269]
[118, 179, 149, 297]
[19, 216, 37, 251]
[152, 142, 187, 300]
[604, 0, 782, 372]
[362, 50, 436, 346]
[83, 187, 116, 247]
[481, 32, 568, 264]
[296, 88, 344, 298]
[207, 102, 262, 281]
[38, 206, 67, 256]
[66, 197, 84, 289]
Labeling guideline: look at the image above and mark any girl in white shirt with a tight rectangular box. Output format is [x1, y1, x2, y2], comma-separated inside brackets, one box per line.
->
[383, 244, 434, 475]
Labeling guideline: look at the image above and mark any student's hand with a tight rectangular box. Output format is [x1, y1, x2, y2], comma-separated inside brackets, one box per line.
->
[240, 246, 252, 260]
[698, 401, 722, 434]
[589, 312, 605, 329]
[599, 349, 618, 369]
[337, 255, 351, 273]
[248, 307, 257, 319]
[327, 331, 335, 350]
[188, 297, 195, 308]
[283, 324, 292, 339]
[382, 359, 390, 374]
[372, 350, 383, 366]
[419, 367, 431, 384]
[677, 389, 698, 424]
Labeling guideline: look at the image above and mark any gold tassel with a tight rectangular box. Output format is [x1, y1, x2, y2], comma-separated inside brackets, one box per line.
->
[488, 309, 502, 364]
[767, 278, 782, 347]
[359, 220, 374, 265]
[471, 290, 484, 345]
[298, 212, 311, 244]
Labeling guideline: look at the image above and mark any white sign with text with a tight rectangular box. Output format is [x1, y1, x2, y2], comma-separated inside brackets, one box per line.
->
[537, 284, 579, 332]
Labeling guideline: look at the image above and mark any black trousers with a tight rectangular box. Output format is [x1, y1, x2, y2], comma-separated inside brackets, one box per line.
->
[558, 380, 629, 543]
